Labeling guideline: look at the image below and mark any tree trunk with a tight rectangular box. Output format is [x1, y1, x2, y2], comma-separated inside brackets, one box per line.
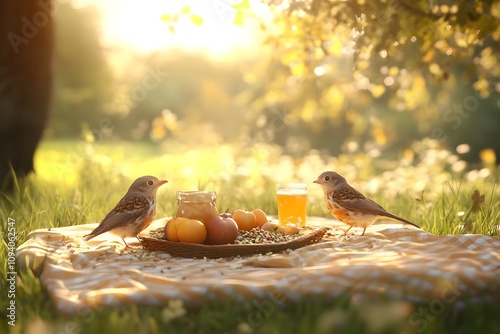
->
[0, 0, 53, 188]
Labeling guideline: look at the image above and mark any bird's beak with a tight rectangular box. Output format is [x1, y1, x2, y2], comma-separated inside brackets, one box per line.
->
[159, 180, 168, 186]
[313, 179, 320, 184]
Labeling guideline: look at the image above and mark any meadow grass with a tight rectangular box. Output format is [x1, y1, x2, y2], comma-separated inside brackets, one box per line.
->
[1, 139, 499, 333]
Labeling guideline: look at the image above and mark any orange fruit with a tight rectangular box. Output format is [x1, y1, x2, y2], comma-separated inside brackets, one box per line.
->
[232, 209, 257, 231]
[177, 218, 207, 244]
[252, 209, 268, 228]
[164, 218, 180, 242]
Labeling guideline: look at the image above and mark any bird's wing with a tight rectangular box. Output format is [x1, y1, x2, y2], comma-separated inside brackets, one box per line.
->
[113, 192, 152, 214]
[333, 186, 366, 202]
[336, 188, 419, 228]
[335, 188, 387, 215]
[84, 195, 151, 239]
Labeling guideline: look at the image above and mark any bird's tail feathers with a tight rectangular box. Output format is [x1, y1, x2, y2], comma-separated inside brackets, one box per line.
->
[386, 214, 420, 229]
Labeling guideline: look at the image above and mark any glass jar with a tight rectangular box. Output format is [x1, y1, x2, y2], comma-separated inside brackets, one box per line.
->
[175, 191, 219, 224]
[276, 183, 308, 226]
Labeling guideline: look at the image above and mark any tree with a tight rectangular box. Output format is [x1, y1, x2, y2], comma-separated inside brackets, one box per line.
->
[245, 0, 500, 158]
[49, 3, 114, 138]
[0, 0, 53, 188]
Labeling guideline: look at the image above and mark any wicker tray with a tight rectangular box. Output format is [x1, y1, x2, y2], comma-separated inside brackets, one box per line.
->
[140, 227, 327, 259]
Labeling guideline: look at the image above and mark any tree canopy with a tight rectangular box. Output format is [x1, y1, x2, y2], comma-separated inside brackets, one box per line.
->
[241, 0, 500, 158]
[47, 1, 500, 162]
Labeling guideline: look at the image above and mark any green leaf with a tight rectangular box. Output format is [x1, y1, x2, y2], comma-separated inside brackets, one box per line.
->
[160, 14, 172, 22]
[471, 189, 486, 212]
[233, 11, 245, 26]
[190, 14, 204, 26]
[232, 0, 251, 10]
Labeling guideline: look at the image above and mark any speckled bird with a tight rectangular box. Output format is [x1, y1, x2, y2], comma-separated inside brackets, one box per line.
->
[314, 171, 419, 236]
[83, 175, 167, 246]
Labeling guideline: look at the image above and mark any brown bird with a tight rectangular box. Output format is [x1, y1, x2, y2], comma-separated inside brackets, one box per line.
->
[83, 175, 167, 247]
[313, 171, 419, 236]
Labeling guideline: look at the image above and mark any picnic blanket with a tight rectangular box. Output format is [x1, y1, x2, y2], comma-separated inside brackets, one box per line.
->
[16, 217, 500, 315]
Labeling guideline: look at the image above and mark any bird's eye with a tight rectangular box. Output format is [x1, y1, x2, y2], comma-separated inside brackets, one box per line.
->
[324, 175, 331, 181]
[147, 180, 154, 186]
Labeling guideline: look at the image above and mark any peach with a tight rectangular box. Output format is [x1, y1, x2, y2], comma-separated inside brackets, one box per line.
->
[232, 209, 257, 231]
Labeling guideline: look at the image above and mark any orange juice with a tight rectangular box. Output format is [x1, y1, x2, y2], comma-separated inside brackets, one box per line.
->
[277, 184, 307, 226]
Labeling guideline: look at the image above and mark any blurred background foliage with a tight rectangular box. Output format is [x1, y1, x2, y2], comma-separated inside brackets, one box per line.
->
[50, 4, 114, 138]
[46, 0, 500, 165]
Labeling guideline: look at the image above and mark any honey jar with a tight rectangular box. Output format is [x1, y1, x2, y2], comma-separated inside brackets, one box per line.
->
[175, 191, 219, 224]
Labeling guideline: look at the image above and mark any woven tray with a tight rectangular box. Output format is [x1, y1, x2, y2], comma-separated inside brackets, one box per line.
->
[140, 227, 327, 259]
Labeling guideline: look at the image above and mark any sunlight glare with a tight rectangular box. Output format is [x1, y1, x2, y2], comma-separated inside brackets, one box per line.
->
[93, 0, 264, 57]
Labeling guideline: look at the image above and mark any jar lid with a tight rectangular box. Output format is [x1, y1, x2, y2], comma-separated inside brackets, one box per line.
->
[176, 191, 217, 203]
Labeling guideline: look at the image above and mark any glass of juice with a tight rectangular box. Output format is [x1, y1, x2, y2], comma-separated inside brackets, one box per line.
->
[276, 183, 308, 227]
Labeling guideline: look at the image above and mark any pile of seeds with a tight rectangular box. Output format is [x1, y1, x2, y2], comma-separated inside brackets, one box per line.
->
[147, 227, 305, 245]
[148, 228, 167, 240]
[235, 227, 302, 244]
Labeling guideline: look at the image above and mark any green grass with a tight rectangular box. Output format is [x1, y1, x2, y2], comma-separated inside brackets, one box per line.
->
[1, 139, 499, 333]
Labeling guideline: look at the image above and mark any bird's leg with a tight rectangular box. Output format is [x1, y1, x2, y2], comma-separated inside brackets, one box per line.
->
[342, 226, 353, 237]
[361, 228, 366, 236]
[122, 238, 130, 248]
